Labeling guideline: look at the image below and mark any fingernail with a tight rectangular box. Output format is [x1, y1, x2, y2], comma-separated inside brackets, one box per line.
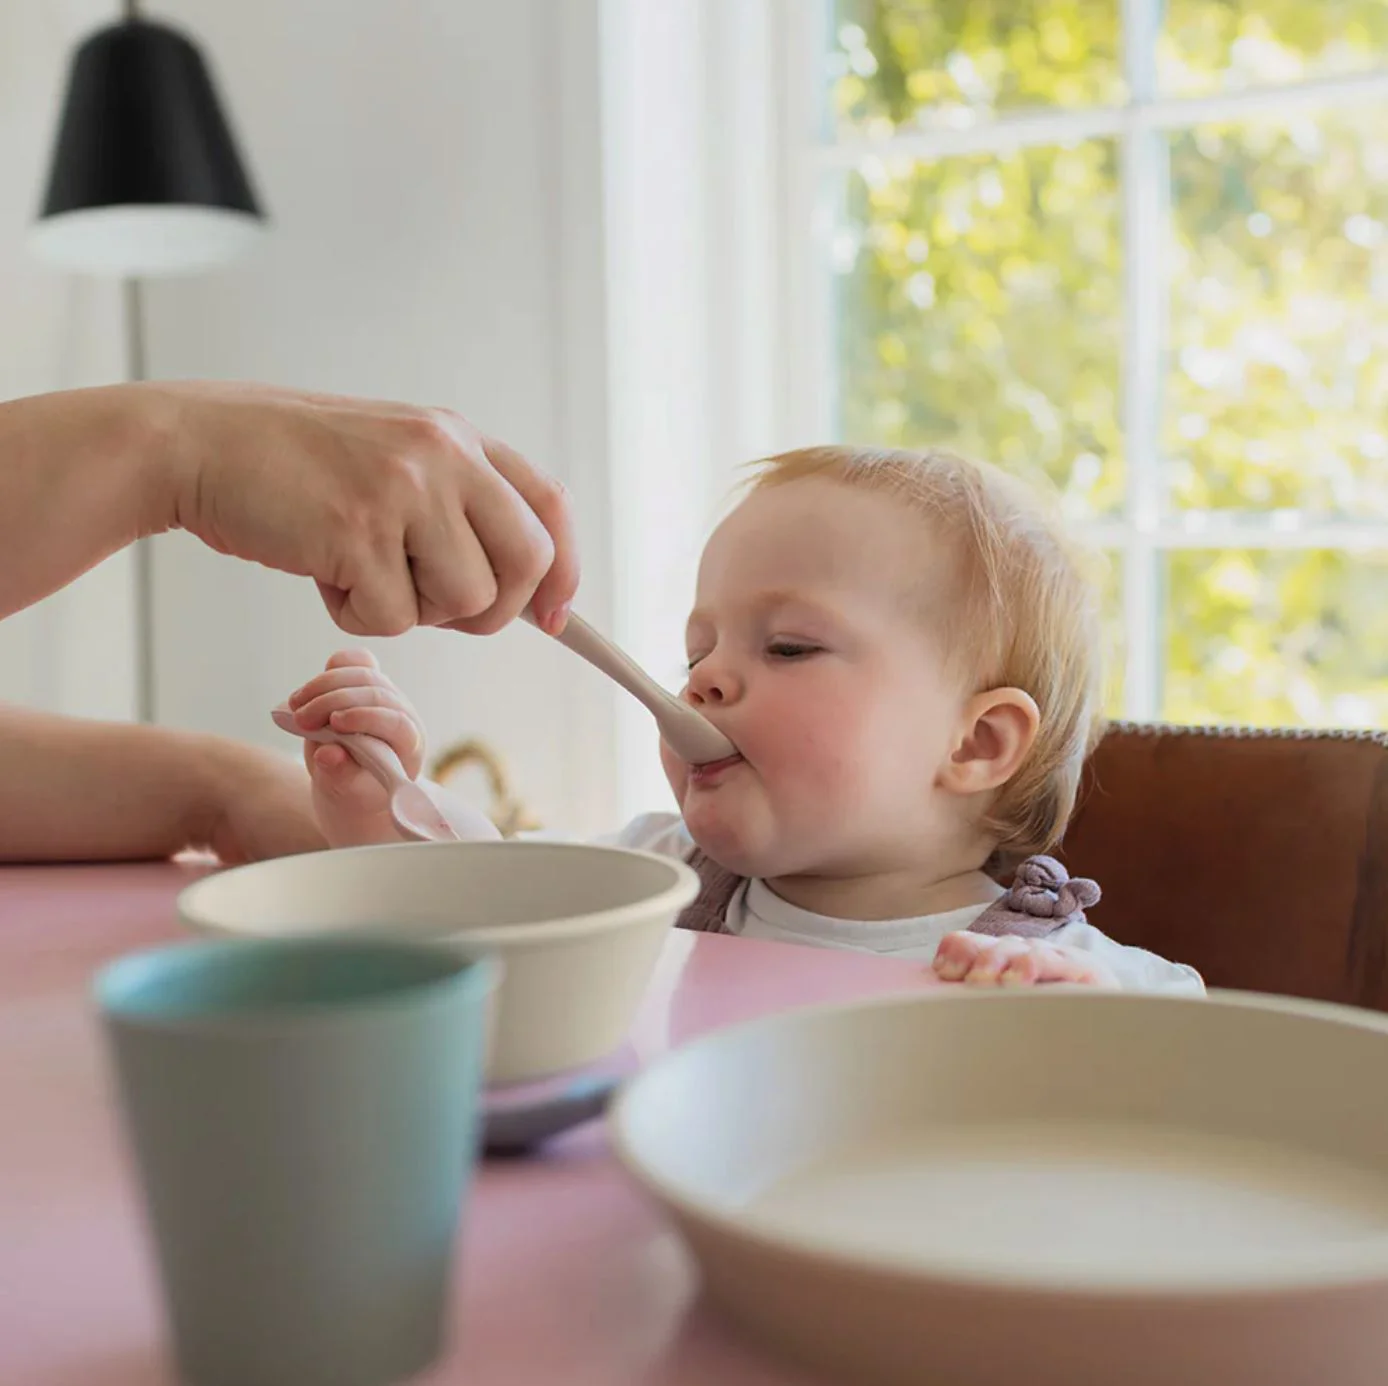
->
[543, 602, 572, 636]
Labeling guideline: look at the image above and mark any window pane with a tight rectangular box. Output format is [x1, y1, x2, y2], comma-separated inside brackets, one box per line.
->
[827, 0, 1123, 137]
[1163, 549, 1388, 726]
[833, 142, 1123, 516]
[1166, 107, 1388, 517]
[1161, 0, 1388, 97]
[1099, 550, 1125, 718]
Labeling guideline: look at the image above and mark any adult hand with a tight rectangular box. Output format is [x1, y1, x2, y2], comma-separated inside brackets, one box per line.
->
[160, 382, 579, 636]
[0, 381, 579, 637]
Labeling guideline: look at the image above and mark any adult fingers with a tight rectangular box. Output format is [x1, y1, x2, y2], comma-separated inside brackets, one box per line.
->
[477, 433, 578, 633]
[406, 503, 503, 629]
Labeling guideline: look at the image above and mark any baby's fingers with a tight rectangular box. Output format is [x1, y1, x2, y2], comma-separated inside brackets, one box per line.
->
[998, 946, 1046, 987]
[306, 741, 353, 783]
[288, 662, 392, 713]
[933, 931, 995, 982]
[326, 647, 379, 671]
[1029, 944, 1121, 988]
[305, 742, 383, 806]
[327, 705, 425, 777]
[961, 936, 1033, 985]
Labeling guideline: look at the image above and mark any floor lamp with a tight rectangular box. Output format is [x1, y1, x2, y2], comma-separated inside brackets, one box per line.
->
[29, 0, 267, 723]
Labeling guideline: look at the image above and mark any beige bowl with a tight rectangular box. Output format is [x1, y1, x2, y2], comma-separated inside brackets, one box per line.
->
[177, 841, 697, 1085]
[612, 988, 1388, 1386]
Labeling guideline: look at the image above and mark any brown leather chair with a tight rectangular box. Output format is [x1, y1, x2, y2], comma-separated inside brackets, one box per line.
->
[1059, 723, 1388, 1011]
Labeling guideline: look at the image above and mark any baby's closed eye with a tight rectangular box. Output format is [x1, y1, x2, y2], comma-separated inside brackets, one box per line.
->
[766, 641, 821, 661]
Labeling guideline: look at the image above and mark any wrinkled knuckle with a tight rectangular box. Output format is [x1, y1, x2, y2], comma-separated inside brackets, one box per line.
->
[529, 471, 572, 523]
[438, 577, 497, 625]
[380, 449, 433, 508]
[334, 493, 377, 546]
[517, 523, 555, 582]
[366, 601, 416, 638]
[461, 607, 508, 636]
[400, 408, 460, 456]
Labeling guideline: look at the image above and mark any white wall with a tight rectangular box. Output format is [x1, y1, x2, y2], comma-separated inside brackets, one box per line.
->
[2, 0, 621, 835]
[0, 0, 137, 721]
[136, 0, 619, 836]
[1, 0, 781, 833]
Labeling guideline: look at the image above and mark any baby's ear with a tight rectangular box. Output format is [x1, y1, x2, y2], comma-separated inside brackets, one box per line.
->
[938, 688, 1040, 797]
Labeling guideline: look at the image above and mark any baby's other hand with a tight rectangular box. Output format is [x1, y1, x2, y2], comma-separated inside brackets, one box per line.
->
[286, 649, 427, 847]
[932, 932, 1120, 988]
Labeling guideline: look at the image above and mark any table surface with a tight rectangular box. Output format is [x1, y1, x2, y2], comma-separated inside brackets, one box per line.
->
[0, 859, 940, 1385]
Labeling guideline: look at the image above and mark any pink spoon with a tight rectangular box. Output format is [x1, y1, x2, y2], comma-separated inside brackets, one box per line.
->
[271, 706, 499, 844]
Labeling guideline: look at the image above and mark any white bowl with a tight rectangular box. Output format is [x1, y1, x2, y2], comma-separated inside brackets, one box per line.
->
[612, 988, 1388, 1386]
[177, 841, 697, 1085]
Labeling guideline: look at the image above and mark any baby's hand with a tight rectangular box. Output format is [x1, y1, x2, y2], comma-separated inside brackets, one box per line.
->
[933, 932, 1120, 988]
[286, 649, 427, 847]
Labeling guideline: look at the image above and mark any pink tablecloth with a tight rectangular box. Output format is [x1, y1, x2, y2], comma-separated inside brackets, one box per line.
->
[0, 860, 939, 1385]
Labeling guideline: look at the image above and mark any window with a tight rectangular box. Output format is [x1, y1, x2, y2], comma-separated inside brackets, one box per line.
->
[782, 0, 1388, 726]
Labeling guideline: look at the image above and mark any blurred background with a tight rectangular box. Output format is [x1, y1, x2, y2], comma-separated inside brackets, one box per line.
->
[2, 0, 1386, 837]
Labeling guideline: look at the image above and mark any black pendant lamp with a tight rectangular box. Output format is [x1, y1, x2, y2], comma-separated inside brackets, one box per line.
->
[30, 4, 266, 277]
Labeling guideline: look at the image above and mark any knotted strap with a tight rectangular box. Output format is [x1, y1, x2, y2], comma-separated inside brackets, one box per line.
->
[967, 855, 1101, 938]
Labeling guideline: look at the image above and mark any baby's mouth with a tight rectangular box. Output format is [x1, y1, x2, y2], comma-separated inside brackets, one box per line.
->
[688, 752, 744, 785]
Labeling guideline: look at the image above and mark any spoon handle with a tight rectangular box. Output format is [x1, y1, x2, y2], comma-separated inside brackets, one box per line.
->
[550, 613, 682, 713]
[533, 612, 736, 763]
[271, 705, 409, 794]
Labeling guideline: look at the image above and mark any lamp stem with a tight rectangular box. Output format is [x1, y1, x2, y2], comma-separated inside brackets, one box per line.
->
[124, 276, 156, 724]
[121, 0, 140, 21]
[123, 276, 148, 382]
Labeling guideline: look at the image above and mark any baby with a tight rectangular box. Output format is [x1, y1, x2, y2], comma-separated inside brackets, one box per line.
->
[286, 445, 1203, 993]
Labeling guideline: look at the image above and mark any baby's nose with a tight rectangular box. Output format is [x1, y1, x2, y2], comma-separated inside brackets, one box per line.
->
[687, 659, 740, 707]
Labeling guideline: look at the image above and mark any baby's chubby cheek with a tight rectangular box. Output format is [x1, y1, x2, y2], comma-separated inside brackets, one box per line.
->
[749, 685, 863, 775]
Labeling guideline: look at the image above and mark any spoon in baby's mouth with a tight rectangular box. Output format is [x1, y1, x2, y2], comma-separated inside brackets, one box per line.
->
[525, 610, 737, 765]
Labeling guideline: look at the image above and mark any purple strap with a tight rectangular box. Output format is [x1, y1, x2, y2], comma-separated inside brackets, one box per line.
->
[967, 855, 1101, 938]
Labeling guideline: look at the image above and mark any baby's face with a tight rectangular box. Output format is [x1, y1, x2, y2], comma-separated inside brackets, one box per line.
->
[663, 477, 975, 881]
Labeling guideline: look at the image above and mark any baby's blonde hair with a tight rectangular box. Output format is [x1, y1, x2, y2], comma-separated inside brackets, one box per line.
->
[749, 445, 1104, 861]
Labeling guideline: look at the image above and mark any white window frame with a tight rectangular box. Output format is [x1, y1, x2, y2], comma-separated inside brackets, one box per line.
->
[776, 0, 1388, 722]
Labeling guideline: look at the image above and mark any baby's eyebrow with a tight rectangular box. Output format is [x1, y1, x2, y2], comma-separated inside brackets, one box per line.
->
[684, 610, 715, 652]
[753, 588, 812, 613]
[750, 589, 841, 622]
[688, 591, 840, 629]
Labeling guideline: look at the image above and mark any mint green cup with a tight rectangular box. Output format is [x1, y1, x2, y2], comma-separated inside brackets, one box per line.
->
[96, 938, 496, 1386]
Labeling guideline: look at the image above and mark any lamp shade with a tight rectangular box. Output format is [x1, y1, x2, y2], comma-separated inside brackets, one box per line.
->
[30, 18, 266, 277]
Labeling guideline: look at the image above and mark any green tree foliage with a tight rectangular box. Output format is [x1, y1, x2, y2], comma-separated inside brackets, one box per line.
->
[828, 0, 1388, 726]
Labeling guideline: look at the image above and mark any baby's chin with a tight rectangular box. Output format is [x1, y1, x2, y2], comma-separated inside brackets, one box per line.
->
[680, 807, 797, 881]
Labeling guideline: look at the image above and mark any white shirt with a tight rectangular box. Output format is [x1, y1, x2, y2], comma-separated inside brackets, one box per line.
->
[615, 812, 1205, 996]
